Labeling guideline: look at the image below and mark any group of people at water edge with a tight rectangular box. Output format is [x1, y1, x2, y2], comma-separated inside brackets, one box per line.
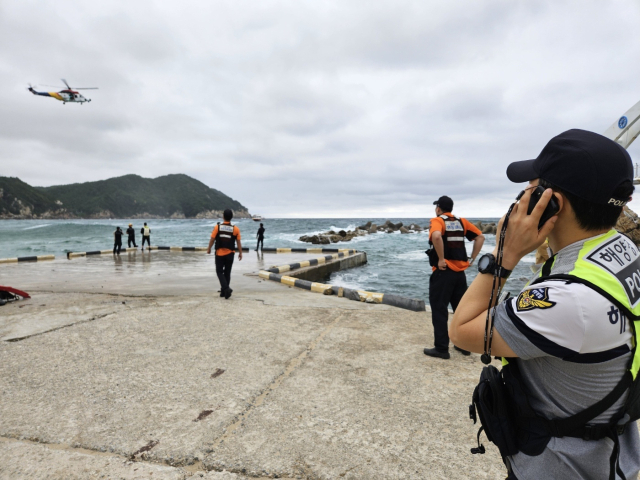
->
[112, 223, 151, 254]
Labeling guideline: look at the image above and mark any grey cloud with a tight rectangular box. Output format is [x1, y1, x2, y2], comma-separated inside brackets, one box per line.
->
[1, 0, 639, 217]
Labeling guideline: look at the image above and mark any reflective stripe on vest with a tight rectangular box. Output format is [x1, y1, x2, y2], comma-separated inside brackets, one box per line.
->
[538, 230, 640, 379]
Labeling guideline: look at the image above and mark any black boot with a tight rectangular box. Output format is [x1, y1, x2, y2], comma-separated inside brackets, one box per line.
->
[423, 347, 450, 359]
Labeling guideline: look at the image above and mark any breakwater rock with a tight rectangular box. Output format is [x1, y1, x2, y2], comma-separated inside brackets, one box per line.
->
[616, 206, 640, 245]
[471, 221, 498, 235]
[299, 220, 428, 244]
[471, 205, 640, 244]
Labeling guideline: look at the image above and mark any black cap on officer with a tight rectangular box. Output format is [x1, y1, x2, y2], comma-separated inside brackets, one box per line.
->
[506, 129, 633, 207]
[433, 195, 454, 212]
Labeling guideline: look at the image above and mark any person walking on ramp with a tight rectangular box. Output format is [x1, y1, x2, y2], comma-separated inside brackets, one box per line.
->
[207, 209, 242, 299]
[256, 223, 265, 251]
[424, 195, 484, 359]
[126, 223, 138, 248]
[141, 222, 151, 251]
[113, 227, 123, 255]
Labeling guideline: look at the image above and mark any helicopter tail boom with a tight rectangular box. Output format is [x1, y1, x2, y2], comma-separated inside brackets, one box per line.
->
[28, 86, 60, 99]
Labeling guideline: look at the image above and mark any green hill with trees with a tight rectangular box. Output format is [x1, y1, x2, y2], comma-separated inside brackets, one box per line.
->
[0, 174, 250, 219]
[0, 177, 62, 217]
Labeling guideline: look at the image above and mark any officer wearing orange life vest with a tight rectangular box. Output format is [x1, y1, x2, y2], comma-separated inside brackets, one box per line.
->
[207, 209, 243, 299]
[424, 196, 485, 359]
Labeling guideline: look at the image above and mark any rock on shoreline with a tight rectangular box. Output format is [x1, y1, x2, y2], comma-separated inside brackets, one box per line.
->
[299, 220, 428, 244]
[471, 221, 498, 235]
[615, 206, 640, 245]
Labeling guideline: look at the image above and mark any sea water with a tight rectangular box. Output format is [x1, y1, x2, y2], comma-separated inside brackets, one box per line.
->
[0, 218, 536, 301]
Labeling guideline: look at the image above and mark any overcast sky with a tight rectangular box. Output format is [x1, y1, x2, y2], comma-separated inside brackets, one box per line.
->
[1, 0, 639, 217]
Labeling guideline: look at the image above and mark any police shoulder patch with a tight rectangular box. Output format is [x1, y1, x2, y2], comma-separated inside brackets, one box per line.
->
[516, 287, 556, 312]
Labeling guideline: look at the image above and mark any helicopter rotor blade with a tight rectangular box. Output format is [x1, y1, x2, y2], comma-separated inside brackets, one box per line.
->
[73, 87, 99, 90]
[41, 84, 64, 88]
[61, 78, 71, 89]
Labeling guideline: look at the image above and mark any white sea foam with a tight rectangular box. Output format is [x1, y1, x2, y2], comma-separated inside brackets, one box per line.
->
[395, 250, 428, 261]
[23, 224, 51, 230]
[329, 224, 357, 232]
[330, 271, 379, 290]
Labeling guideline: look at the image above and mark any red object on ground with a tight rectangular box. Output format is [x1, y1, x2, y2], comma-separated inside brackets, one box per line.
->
[0, 286, 31, 299]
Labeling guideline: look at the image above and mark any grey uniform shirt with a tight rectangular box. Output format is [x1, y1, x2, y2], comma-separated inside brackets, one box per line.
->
[494, 234, 640, 480]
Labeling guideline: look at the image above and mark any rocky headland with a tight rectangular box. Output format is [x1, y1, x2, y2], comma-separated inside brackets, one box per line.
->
[0, 174, 251, 220]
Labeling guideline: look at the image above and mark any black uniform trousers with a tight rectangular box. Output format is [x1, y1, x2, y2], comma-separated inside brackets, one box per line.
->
[141, 236, 150, 248]
[257, 237, 264, 250]
[429, 268, 468, 351]
[128, 236, 137, 247]
[113, 241, 122, 255]
[215, 252, 235, 292]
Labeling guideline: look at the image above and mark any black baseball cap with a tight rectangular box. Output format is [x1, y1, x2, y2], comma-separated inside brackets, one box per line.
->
[433, 195, 454, 212]
[507, 129, 633, 206]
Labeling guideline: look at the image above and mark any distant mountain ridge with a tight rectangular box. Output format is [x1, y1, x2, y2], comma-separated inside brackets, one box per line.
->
[0, 174, 250, 219]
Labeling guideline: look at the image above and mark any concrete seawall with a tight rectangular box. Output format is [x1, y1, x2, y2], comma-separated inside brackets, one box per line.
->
[260, 250, 426, 312]
[285, 251, 368, 282]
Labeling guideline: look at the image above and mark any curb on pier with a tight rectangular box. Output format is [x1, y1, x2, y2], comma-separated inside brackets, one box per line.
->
[67, 246, 253, 259]
[259, 248, 357, 254]
[66, 246, 357, 260]
[0, 255, 55, 264]
[67, 248, 139, 259]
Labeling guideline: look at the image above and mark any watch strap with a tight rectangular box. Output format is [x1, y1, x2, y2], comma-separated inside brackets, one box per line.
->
[495, 265, 512, 279]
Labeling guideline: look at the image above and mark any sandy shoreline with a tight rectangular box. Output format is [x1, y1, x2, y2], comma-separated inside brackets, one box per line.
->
[0, 252, 507, 479]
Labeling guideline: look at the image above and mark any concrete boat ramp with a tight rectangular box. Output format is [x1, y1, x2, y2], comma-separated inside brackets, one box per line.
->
[0, 251, 505, 479]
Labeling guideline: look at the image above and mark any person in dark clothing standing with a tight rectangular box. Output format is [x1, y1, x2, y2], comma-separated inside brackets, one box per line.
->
[207, 209, 243, 299]
[424, 196, 484, 359]
[126, 223, 138, 248]
[256, 223, 265, 251]
[113, 227, 123, 255]
[140, 222, 151, 251]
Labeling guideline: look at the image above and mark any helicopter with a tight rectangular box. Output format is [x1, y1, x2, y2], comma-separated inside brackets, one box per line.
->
[27, 79, 98, 104]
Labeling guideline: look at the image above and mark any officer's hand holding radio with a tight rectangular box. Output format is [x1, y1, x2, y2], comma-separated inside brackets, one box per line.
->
[493, 185, 559, 271]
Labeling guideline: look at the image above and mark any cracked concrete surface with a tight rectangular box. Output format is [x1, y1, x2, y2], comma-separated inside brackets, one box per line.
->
[1, 252, 509, 479]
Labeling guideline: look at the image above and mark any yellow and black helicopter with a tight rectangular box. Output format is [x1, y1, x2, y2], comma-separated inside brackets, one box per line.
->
[28, 79, 98, 104]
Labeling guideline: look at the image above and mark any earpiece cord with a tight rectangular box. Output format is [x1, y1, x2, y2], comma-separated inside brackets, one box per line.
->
[481, 201, 516, 363]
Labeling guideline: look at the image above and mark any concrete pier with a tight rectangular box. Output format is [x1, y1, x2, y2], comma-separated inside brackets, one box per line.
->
[0, 251, 506, 479]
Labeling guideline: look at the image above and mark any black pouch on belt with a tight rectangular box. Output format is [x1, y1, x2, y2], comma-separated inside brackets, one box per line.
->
[425, 248, 438, 267]
[470, 364, 519, 459]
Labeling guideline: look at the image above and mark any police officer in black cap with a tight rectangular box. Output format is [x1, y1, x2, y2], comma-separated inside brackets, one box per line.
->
[424, 195, 485, 359]
[450, 129, 640, 479]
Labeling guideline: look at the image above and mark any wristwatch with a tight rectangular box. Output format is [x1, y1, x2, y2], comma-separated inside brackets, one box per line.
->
[477, 253, 512, 279]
